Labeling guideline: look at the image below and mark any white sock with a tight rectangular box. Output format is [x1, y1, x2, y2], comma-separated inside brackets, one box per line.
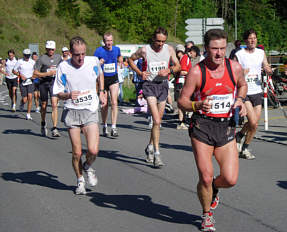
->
[77, 176, 85, 182]
[111, 124, 116, 129]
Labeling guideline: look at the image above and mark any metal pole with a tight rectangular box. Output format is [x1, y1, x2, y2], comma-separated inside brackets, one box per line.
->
[235, 0, 237, 40]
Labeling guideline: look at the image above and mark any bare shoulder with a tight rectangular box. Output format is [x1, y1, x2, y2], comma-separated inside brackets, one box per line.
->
[186, 64, 201, 85]
[229, 59, 242, 73]
[130, 47, 146, 60]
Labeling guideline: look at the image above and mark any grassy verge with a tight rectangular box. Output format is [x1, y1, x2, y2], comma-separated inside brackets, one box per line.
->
[122, 78, 136, 103]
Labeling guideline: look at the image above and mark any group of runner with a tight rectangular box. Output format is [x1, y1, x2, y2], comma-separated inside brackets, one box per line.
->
[1, 26, 272, 231]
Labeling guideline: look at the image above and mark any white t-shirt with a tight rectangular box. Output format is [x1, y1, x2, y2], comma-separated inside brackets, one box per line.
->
[13, 58, 35, 79]
[5, 57, 18, 79]
[53, 56, 102, 112]
[235, 48, 264, 95]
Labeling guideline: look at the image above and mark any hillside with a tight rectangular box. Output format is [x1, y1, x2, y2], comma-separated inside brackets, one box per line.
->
[0, 0, 105, 58]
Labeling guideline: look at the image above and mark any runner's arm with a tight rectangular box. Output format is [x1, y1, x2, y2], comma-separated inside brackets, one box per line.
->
[128, 47, 149, 80]
[262, 53, 272, 76]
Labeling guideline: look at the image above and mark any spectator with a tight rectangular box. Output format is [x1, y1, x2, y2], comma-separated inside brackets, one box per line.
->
[229, 40, 241, 60]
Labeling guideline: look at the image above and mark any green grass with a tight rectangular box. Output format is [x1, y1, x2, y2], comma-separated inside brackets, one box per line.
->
[122, 78, 136, 103]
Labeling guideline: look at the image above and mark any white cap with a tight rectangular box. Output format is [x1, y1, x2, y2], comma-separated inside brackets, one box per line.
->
[176, 44, 185, 53]
[46, 40, 56, 49]
[62, 47, 69, 52]
[23, 49, 31, 55]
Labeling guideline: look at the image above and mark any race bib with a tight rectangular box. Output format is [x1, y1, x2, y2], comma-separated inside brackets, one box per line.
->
[47, 65, 57, 77]
[104, 63, 116, 73]
[209, 94, 234, 114]
[22, 79, 32, 86]
[72, 90, 96, 106]
[149, 61, 167, 75]
[246, 74, 260, 84]
[178, 76, 185, 84]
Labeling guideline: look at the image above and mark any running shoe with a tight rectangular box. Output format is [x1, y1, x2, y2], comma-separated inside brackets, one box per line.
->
[41, 126, 48, 137]
[75, 179, 86, 195]
[103, 126, 109, 137]
[84, 166, 98, 187]
[239, 149, 255, 160]
[145, 145, 154, 163]
[12, 104, 16, 112]
[210, 179, 219, 210]
[177, 122, 188, 130]
[236, 133, 244, 153]
[26, 114, 33, 120]
[35, 107, 40, 113]
[111, 128, 119, 137]
[51, 128, 61, 137]
[153, 152, 164, 168]
[201, 211, 216, 231]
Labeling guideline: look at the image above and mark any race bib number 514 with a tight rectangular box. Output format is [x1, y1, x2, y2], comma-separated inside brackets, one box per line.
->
[209, 94, 233, 114]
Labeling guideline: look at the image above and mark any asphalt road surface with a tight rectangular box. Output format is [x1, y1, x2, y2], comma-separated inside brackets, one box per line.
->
[0, 86, 286, 232]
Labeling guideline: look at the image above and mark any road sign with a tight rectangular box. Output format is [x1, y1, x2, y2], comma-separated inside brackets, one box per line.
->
[185, 30, 203, 37]
[206, 18, 224, 25]
[185, 18, 203, 25]
[205, 25, 224, 31]
[185, 18, 224, 45]
[185, 24, 203, 31]
[185, 36, 203, 45]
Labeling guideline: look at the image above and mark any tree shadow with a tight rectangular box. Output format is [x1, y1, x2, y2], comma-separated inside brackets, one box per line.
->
[3, 128, 42, 137]
[277, 180, 287, 190]
[1, 170, 74, 191]
[88, 192, 201, 227]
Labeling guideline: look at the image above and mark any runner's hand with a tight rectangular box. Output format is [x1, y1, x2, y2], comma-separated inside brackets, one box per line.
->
[141, 71, 150, 80]
[70, 91, 81, 100]
[233, 99, 246, 116]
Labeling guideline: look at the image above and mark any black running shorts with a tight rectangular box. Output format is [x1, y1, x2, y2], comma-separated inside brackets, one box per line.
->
[245, 93, 263, 107]
[104, 74, 119, 91]
[189, 115, 236, 147]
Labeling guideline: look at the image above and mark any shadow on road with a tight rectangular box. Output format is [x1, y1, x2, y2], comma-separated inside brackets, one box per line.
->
[277, 180, 287, 190]
[95, 150, 150, 167]
[0, 114, 21, 119]
[160, 143, 193, 152]
[1, 170, 74, 191]
[88, 192, 201, 227]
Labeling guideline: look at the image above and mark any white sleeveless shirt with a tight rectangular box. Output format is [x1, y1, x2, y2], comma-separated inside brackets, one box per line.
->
[145, 44, 170, 82]
[235, 48, 264, 95]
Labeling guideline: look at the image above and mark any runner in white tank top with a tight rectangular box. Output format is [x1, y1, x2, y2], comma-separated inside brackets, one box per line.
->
[234, 29, 272, 160]
[128, 27, 181, 168]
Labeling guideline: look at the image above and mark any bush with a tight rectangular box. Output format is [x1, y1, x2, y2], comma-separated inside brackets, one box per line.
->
[33, 0, 51, 17]
[122, 78, 136, 103]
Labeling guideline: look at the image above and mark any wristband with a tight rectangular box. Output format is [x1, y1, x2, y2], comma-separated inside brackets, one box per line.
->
[191, 101, 196, 112]
[236, 96, 245, 102]
[99, 89, 105, 93]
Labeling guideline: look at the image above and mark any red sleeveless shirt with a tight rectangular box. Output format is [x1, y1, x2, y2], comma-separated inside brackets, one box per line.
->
[194, 58, 237, 118]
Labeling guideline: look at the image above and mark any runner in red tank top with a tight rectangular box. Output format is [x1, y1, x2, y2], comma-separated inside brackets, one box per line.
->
[178, 29, 247, 231]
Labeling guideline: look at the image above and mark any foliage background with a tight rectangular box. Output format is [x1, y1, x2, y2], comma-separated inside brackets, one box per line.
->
[0, 0, 286, 58]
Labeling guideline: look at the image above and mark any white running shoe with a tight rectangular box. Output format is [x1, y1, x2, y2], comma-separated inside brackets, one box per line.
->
[41, 126, 48, 137]
[35, 107, 40, 113]
[145, 146, 154, 163]
[154, 152, 164, 168]
[239, 149, 256, 160]
[84, 167, 98, 187]
[26, 114, 32, 120]
[75, 179, 86, 195]
[12, 104, 16, 112]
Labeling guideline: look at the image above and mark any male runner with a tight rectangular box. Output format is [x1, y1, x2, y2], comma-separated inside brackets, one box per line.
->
[13, 49, 35, 120]
[175, 44, 191, 130]
[61, 47, 71, 61]
[178, 29, 247, 231]
[234, 29, 272, 159]
[53, 36, 106, 195]
[4, 49, 18, 112]
[31, 52, 40, 113]
[33, 40, 62, 137]
[94, 32, 122, 137]
[128, 27, 180, 168]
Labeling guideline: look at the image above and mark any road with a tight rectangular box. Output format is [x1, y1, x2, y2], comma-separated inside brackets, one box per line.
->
[0, 85, 286, 232]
